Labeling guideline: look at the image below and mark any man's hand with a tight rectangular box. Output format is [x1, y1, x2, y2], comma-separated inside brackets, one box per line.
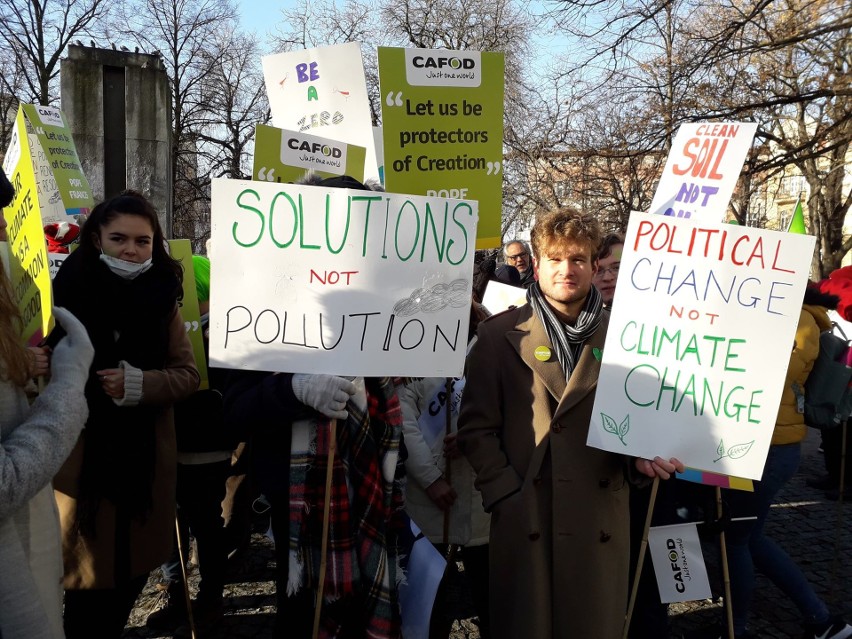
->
[426, 477, 458, 511]
[635, 456, 684, 480]
[443, 432, 462, 459]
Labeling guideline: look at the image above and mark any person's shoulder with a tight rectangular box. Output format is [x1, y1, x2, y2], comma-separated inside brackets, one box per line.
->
[479, 304, 528, 332]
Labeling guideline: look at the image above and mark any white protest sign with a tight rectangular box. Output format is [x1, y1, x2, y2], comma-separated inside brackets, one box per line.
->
[648, 523, 712, 603]
[587, 211, 814, 479]
[262, 42, 379, 181]
[481, 278, 526, 314]
[649, 122, 757, 222]
[208, 178, 478, 377]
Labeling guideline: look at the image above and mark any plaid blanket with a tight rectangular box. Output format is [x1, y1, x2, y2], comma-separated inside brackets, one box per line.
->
[288, 377, 406, 639]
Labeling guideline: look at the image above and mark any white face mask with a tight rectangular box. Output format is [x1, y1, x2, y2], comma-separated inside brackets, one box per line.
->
[99, 253, 153, 279]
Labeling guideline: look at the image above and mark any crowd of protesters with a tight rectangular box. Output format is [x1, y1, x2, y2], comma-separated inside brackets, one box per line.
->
[0, 165, 850, 639]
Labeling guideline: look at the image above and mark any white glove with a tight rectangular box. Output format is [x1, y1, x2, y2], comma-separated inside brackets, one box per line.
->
[291, 374, 356, 420]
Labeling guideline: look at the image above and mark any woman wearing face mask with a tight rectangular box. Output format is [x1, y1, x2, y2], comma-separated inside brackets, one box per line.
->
[50, 190, 200, 638]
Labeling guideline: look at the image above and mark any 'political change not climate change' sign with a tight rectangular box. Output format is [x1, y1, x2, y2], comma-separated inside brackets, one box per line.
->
[587, 212, 814, 480]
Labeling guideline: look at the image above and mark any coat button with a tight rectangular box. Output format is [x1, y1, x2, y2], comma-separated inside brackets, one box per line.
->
[599, 478, 611, 488]
[551, 423, 563, 433]
[600, 531, 612, 543]
[529, 532, 540, 541]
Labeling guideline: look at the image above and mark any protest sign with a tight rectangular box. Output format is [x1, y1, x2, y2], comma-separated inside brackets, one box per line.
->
[208, 178, 478, 377]
[373, 126, 384, 185]
[648, 523, 712, 603]
[252, 125, 367, 183]
[20, 104, 93, 224]
[587, 211, 814, 479]
[649, 122, 757, 222]
[262, 42, 379, 181]
[378, 48, 504, 249]
[2, 108, 53, 345]
[481, 278, 527, 314]
[168, 239, 209, 390]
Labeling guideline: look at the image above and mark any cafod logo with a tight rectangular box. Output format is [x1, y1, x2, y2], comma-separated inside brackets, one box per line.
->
[412, 55, 476, 71]
[403, 48, 482, 88]
[666, 538, 688, 593]
[287, 138, 343, 159]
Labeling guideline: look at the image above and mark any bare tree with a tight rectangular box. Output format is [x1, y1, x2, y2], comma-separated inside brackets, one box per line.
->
[119, 0, 238, 244]
[0, 0, 111, 105]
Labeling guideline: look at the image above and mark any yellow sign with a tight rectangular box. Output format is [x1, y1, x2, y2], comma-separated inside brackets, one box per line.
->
[2, 107, 53, 345]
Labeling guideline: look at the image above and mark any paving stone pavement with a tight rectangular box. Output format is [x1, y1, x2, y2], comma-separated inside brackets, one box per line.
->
[123, 429, 850, 638]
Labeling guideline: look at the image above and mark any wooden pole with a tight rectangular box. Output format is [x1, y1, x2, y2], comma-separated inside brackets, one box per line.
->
[716, 486, 734, 639]
[829, 419, 847, 600]
[442, 378, 453, 546]
[175, 516, 197, 639]
[312, 419, 338, 639]
[622, 476, 660, 639]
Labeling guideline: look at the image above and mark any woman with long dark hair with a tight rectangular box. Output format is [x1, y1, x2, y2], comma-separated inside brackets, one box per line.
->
[51, 190, 199, 638]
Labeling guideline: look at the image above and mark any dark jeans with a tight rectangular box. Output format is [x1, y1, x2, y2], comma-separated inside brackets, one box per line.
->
[161, 460, 229, 604]
[63, 574, 148, 638]
[431, 543, 490, 639]
[726, 443, 830, 634]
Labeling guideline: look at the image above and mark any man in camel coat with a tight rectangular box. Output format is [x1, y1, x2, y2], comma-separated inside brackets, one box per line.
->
[458, 207, 682, 639]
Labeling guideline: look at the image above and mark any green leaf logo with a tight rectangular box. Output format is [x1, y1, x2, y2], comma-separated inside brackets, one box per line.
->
[593, 347, 603, 362]
[714, 439, 754, 462]
[601, 412, 629, 446]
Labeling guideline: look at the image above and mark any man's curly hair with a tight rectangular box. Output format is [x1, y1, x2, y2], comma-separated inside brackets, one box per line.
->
[530, 207, 602, 261]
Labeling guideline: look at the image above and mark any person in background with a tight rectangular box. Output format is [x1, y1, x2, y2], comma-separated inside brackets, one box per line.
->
[593, 232, 624, 308]
[399, 300, 491, 639]
[0, 166, 94, 639]
[502, 239, 534, 287]
[51, 190, 199, 638]
[223, 175, 405, 638]
[714, 285, 852, 639]
[146, 255, 232, 636]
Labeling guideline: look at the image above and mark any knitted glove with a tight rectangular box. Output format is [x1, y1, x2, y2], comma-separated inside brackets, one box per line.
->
[50, 307, 95, 384]
[291, 374, 356, 420]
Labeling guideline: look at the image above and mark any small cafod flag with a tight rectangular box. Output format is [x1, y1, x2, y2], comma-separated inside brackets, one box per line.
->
[648, 522, 712, 603]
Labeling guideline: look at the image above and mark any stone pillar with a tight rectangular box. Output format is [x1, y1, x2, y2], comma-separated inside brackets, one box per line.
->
[60, 45, 172, 234]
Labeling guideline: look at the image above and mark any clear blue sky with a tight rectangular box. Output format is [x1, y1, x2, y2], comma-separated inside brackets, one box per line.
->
[238, 0, 294, 39]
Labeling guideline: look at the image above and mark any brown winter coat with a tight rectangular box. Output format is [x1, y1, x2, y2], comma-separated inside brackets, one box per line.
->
[458, 304, 633, 639]
[54, 309, 199, 589]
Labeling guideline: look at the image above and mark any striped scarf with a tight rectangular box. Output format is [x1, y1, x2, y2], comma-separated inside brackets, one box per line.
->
[526, 283, 604, 380]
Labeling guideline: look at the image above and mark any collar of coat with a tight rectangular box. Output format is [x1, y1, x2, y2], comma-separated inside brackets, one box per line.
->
[505, 303, 609, 421]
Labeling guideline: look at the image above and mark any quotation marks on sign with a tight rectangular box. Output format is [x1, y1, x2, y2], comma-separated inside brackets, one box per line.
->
[393, 279, 469, 317]
[601, 413, 630, 446]
[713, 439, 754, 462]
[486, 161, 501, 175]
[386, 91, 404, 107]
[257, 167, 276, 182]
[184, 321, 200, 332]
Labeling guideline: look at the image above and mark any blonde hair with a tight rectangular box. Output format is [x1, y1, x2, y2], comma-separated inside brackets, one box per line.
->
[0, 258, 31, 386]
[530, 207, 602, 261]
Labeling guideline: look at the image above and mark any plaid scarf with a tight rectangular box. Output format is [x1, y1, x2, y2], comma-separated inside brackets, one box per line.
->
[527, 282, 604, 380]
[288, 377, 405, 639]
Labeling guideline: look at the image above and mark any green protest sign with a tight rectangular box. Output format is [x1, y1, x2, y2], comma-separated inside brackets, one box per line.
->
[168, 239, 209, 390]
[252, 125, 367, 183]
[21, 104, 93, 219]
[378, 48, 504, 249]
